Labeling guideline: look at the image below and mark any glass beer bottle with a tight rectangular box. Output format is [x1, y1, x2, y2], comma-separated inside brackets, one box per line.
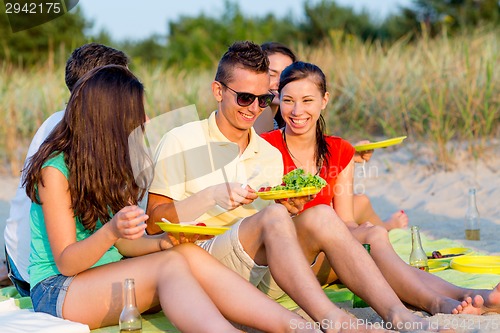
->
[119, 278, 142, 333]
[409, 226, 429, 272]
[465, 188, 480, 240]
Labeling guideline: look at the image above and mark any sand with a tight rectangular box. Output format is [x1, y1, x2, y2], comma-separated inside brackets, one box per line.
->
[356, 142, 500, 255]
[351, 142, 500, 332]
[0, 141, 499, 332]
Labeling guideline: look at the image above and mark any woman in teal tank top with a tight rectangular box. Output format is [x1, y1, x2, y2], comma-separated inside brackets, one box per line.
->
[22, 65, 315, 332]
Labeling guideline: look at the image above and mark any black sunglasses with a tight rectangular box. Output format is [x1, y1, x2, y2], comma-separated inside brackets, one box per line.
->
[219, 82, 274, 108]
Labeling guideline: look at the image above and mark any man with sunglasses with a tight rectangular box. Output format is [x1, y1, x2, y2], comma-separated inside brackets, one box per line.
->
[146, 41, 419, 330]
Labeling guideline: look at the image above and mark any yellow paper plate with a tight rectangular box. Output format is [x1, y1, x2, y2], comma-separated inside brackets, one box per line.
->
[155, 222, 229, 236]
[354, 136, 407, 152]
[429, 261, 449, 273]
[256, 186, 322, 200]
[426, 247, 473, 262]
[450, 256, 500, 274]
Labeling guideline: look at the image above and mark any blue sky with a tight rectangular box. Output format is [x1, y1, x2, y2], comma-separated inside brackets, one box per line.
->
[77, 0, 413, 41]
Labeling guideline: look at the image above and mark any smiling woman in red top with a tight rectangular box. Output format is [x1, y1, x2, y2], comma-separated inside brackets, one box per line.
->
[261, 61, 500, 317]
[261, 62, 356, 218]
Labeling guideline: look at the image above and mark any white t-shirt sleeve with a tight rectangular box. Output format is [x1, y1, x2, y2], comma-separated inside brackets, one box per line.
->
[3, 110, 64, 280]
[25, 111, 65, 162]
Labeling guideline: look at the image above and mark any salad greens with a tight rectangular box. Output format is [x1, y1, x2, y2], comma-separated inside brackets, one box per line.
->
[271, 168, 327, 192]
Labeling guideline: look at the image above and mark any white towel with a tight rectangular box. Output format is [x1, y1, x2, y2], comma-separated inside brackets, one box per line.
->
[0, 298, 90, 333]
[0, 298, 19, 312]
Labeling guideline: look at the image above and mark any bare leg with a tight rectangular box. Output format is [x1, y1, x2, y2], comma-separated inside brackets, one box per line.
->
[416, 276, 500, 314]
[62, 247, 239, 331]
[351, 222, 500, 315]
[353, 194, 408, 230]
[239, 204, 389, 333]
[349, 223, 482, 314]
[293, 205, 427, 330]
[313, 252, 339, 285]
[62, 244, 320, 332]
[169, 244, 318, 332]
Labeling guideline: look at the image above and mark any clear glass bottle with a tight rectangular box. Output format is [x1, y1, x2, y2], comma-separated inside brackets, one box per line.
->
[353, 244, 371, 308]
[409, 226, 429, 272]
[465, 188, 480, 240]
[119, 278, 142, 333]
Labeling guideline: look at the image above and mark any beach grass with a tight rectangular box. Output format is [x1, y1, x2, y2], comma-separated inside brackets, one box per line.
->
[1, 27, 499, 175]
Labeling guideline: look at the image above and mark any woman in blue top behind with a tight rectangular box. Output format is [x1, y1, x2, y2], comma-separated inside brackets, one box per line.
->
[22, 65, 316, 332]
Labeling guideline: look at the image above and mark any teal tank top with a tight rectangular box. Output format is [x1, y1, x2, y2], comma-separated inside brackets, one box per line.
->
[29, 153, 123, 289]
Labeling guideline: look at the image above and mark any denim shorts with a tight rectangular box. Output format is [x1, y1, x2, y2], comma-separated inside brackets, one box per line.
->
[5, 249, 30, 297]
[30, 274, 75, 318]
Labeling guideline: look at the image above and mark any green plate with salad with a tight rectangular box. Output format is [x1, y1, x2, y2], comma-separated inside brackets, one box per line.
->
[257, 186, 322, 200]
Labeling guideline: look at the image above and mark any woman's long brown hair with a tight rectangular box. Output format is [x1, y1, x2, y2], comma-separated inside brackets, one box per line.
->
[24, 65, 152, 231]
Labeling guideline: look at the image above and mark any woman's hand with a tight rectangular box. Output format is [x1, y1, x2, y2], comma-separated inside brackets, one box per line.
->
[110, 205, 148, 240]
[167, 231, 214, 246]
[353, 140, 374, 163]
[158, 233, 174, 250]
[276, 195, 315, 217]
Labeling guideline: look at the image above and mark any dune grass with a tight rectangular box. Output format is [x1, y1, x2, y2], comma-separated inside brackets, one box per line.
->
[1, 28, 499, 175]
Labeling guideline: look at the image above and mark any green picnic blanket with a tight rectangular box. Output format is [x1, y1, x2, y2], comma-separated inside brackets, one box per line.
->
[389, 228, 499, 289]
[1, 228, 499, 332]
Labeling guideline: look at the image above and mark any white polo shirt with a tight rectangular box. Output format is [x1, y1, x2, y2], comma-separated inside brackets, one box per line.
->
[149, 111, 284, 226]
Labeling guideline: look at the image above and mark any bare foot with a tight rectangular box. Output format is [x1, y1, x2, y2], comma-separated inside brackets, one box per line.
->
[320, 310, 391, 332]
[451, 296, 482, 315]
[384, 210, 409, 230]
[473, 282, 500, 314]
[382, 305, 456, 332]
[430, 295, 480, 316]
[378, 305, 437, 332]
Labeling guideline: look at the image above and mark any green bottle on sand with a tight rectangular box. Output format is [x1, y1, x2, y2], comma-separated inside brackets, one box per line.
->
[353, 244, 371, 308]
